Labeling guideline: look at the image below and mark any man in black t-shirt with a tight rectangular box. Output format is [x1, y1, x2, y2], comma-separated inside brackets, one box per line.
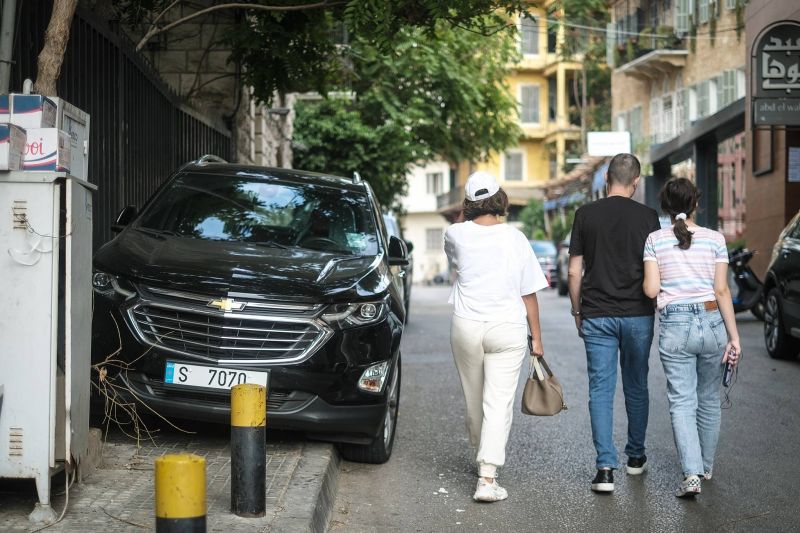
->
[567, 153, 661, 493]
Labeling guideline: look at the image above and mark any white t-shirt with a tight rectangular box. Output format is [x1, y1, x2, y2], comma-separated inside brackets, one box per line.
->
[444, 221, 548, 325]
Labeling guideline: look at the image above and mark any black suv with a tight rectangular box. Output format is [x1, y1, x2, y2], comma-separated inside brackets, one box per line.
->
[91, 160, 408, 463]
[763, 210, 800, 360]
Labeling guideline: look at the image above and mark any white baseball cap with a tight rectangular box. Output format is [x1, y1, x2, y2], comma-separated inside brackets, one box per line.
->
[465, 171, 500, 201]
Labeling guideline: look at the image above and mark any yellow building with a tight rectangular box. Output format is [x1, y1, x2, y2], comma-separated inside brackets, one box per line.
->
[438, 3, 583, 221]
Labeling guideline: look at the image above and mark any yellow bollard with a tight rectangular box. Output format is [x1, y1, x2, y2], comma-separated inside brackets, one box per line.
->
[155, 453, 206, 532]
[230, 383, 267, 517]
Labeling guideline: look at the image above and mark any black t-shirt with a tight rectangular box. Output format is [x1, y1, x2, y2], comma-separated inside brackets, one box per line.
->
[568, 196, 661, 318]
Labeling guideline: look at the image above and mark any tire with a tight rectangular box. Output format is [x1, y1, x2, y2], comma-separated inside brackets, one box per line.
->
[339, 357, 401, 464]
[764, 288, 800, 360]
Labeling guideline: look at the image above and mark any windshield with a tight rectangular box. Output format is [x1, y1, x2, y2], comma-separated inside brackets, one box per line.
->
[137, 173, 380, 256]
[530, 240, 556, 257]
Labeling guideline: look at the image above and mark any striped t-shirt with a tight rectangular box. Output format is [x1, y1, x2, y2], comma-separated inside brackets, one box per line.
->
[643, 226, 729, 310]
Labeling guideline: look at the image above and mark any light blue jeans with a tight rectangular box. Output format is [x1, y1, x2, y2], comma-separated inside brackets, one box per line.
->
[659, 303, 727, 477]
[582, 315, 655, 470]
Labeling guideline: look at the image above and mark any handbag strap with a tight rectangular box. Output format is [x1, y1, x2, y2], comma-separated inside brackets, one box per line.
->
[529, 355, 548, 381]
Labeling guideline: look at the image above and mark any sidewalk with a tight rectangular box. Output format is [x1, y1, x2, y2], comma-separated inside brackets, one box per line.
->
[0, 425, 339, 532]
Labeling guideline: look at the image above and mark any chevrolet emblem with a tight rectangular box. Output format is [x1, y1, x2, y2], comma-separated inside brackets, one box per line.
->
[207, 297, 246, 312]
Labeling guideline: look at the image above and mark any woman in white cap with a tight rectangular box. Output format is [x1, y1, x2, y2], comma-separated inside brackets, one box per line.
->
[444, 171, 549, 502]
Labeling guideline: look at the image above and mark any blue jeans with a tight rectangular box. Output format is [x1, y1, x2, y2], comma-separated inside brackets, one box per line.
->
[659, 304, 727, 477]
[582, 315, 655, 470]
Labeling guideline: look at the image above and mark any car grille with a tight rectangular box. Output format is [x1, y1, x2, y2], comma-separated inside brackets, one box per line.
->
[127, 294, 330, 363]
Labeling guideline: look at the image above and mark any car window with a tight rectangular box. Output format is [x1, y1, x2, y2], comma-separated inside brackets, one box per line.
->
[530, 240, 557, 257]
[137, 173, 379, 256]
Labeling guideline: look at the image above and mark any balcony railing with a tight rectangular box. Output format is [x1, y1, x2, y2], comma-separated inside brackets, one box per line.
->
[437, 186, 464, 211]
[612, 26, 686, 69]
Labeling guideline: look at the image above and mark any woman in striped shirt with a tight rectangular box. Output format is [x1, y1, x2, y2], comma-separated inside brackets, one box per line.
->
[642, 177, 740, 498]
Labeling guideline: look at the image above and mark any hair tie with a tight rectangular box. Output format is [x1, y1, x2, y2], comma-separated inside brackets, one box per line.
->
[675, 213, 687, 221]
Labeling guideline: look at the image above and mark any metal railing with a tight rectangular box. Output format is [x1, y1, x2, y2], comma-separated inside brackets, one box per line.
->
[436, 186, 464, 210]
[10, 1, 232, 247]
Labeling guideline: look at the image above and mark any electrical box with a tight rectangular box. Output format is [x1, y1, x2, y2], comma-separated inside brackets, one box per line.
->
[0, 171, 95, 522]
[49, 98, 90, 181]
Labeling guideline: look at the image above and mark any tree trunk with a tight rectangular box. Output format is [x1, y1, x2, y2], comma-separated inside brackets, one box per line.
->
[33, 0, 78, 96]
[580, 66, 587, 154]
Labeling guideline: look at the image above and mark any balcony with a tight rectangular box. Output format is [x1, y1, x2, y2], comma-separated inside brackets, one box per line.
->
[613, 28, 688, 79]
[437, 186, 464, 212]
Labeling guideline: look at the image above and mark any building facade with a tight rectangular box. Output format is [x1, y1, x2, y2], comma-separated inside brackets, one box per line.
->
[744, 1, 800, 275]
[610, 0, 747, 238]
[438, 3, 582, 224]
[400, 161, 453, 284]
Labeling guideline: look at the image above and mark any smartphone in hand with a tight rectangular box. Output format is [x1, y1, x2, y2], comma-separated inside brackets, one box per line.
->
[722, 346, 736, 387]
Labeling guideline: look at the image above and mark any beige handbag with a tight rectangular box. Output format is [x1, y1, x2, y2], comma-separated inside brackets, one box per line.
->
[521, 355, 567, 416]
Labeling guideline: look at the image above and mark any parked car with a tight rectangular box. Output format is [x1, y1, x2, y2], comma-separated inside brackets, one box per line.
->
[555, 233, 571, 296]
[530, 239, 558, 288]
[382, 213, 414, 319]
[91, 159, 409, 463]
[763, 210, 800, 359]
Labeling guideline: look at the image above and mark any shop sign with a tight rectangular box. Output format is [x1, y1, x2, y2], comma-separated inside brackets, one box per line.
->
[753, 21, 800, 125]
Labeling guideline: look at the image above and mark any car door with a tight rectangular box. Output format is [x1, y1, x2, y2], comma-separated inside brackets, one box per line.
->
[780, 213, 800, 330]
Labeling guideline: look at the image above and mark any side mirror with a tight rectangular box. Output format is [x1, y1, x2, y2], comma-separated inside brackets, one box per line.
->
[404, 240, 414, 254]
[388, 235, 409, 266]
[112, 205, 138, 233]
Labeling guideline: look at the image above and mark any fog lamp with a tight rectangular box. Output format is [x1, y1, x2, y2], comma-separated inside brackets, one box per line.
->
[357, 361, 390, 393]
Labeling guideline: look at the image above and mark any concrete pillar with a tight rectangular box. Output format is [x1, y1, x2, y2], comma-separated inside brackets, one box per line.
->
[556, 136, 566, 179]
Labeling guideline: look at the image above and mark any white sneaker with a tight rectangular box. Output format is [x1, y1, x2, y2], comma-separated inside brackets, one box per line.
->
[675, 475, 702, 498]
[473, 478, 508, 502]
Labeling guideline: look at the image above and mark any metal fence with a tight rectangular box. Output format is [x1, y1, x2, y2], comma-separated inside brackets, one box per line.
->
[10, 1, 231, 246]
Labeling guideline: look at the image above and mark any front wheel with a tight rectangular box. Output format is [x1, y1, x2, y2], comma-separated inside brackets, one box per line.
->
[339, 357, 401, 464]
[764, 289, 800, 360]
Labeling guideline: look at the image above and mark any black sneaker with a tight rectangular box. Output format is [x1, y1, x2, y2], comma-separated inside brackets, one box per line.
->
[591, 469, 614, 493]
[626, 455, 647, 475]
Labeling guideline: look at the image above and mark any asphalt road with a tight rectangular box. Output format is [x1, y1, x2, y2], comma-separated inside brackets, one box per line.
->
[330, 286, 800, 532]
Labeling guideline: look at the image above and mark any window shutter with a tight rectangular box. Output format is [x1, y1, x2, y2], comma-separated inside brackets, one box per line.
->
[505, 153, 523, 181]
[521, 15, 539, 55]
[521, 86, 540, 123]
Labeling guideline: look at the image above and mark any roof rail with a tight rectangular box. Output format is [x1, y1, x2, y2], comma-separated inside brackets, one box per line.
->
[352, 171, 362, 184]
[196, 154, 228, 165]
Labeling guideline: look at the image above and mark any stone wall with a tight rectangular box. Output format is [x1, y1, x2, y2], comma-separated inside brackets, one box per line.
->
[86, 0, 293, 167]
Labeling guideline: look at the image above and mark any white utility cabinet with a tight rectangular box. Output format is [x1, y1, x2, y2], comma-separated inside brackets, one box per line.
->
[0, 171, 95, 521]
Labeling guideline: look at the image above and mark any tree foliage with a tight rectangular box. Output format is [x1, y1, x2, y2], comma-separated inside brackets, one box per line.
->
[292, 98, 412, 211]
[549, 0, 611, 132]
[519, 198, 545, 239]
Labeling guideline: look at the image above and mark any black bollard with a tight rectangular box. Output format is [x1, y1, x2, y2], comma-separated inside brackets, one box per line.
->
[230, 383, 267, 517]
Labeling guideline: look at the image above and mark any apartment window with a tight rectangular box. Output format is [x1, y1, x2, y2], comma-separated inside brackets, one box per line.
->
[697, 80, 710, 118]
[662, 94, 674, 141]
[520, 15, 539, 55]
[426, 172, 444, 195]
[722, 70, 736, 107]
[548, 77, 557, 122]
[725, 0, 736, 9]
[504, 152, 524, 181]
[698, 0, 710, 24]
[616, 113, 627, 132]
[426, 228, 443, 251]
[650, 97, 662, 143]
[736, 68, 746, 100]
[520, 85, 540, 124]
[675, 0, 693, 33]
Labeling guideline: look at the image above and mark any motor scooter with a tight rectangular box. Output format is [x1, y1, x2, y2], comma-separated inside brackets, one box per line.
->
[728, 247, 764, 320]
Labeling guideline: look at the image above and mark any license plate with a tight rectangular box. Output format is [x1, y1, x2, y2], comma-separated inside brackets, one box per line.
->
[164, 361, 269, 391]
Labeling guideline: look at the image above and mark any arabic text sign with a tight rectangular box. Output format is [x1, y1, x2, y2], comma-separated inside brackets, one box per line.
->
[755, 21, 800, 97]
[754, 98, 800, 126]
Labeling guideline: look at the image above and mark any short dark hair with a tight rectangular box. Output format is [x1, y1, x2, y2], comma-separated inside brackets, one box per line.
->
[607, 153, 641, 187]
[462, 189, 509, 220]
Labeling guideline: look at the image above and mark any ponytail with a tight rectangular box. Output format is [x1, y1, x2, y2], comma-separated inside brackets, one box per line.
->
[673, 215, 693, 250]
[659, 178, 699, 250]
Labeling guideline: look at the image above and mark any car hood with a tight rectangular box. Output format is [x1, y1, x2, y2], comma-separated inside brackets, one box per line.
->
[93, 229, 387, 301]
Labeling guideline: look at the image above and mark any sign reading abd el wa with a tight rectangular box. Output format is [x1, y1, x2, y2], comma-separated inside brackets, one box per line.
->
[753, 21, 800, 125]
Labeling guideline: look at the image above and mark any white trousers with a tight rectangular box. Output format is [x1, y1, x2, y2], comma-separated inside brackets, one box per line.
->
[450, 315, 527, 478]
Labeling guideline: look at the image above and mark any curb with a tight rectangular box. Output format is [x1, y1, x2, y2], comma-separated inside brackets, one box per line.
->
[270, 442, 341, 533]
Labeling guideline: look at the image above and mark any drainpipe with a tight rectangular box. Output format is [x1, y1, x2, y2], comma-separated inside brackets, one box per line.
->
[0, 0, 18, 93]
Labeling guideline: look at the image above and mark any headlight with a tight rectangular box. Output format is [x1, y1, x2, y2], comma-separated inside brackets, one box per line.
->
[358, 360, 390, 393]
[321, 300, 387, 328]
[92, 270, 136, 299]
